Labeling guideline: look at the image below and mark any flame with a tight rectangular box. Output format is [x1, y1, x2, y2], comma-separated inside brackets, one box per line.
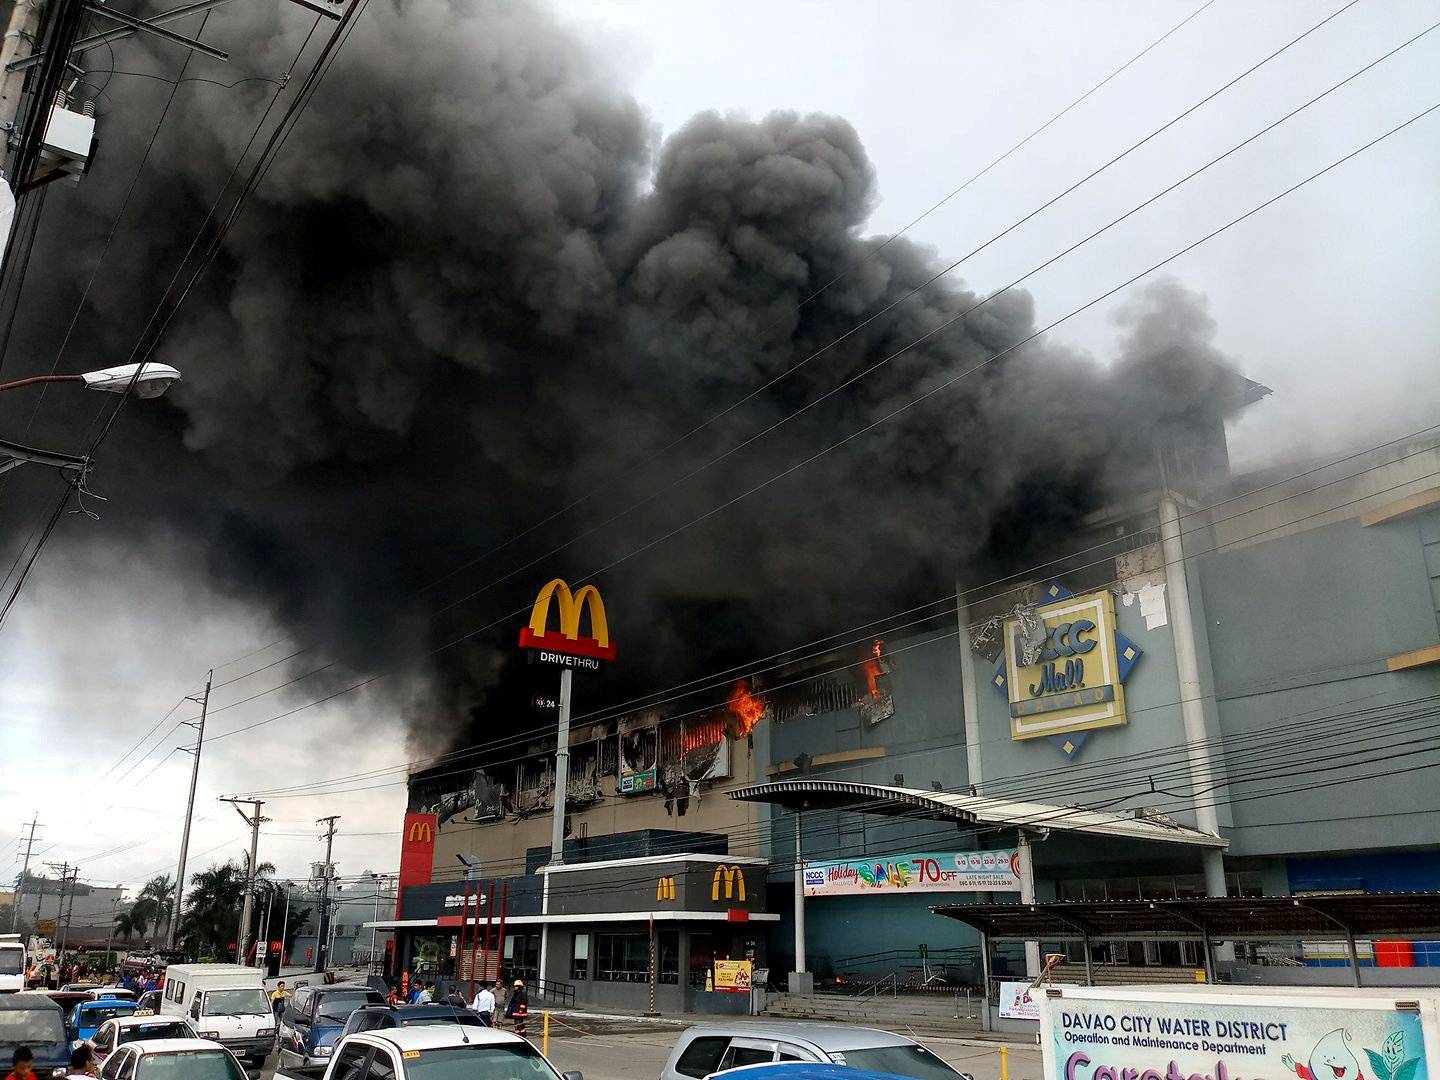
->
[726, 680, 766, 735]
[683, 718, 726, 754]
[862, 639, 885, 700]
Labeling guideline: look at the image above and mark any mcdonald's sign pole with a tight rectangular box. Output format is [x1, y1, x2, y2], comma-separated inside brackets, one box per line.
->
[518, 579, 616, 986]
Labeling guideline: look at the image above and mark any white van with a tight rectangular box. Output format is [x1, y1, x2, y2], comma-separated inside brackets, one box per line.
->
[159, 963, 274, 1069]
[0, 935, 25, 993]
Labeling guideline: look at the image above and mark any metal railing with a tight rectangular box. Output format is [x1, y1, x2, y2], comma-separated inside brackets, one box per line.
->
[854, 972, 899, 1001]
[531, 978, 576, 1009]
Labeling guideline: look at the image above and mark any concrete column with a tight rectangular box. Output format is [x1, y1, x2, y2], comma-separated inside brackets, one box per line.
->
[1017, 832, 1041, 977]
[1159, 491, 1227, 897]
[788, 811, 813, 995]
[956, 585, 984, 793]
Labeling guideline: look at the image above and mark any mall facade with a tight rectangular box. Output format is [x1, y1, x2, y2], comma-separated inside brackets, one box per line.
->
[371, 429, 1440, 1008]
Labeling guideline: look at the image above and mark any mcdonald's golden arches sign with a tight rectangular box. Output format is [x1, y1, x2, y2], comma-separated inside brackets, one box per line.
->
[518, 578, 616, 666]
[711, 864, 747, 902]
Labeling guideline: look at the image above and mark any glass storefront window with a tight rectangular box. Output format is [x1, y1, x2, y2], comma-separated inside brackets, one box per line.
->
[595, 933, 650, 982]
[572, 934, 590, 981]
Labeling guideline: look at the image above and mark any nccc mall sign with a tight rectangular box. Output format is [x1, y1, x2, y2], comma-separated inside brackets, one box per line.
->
[518, 578, 616, 670]
[993, 583, 1143, 753]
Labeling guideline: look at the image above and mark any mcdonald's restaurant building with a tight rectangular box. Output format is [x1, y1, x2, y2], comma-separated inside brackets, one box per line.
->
[381, 852, 772, 1015]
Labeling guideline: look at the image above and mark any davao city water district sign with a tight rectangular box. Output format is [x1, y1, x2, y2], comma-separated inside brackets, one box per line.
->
[518, 577, 616, 668]
[996, 585, 1141, 743]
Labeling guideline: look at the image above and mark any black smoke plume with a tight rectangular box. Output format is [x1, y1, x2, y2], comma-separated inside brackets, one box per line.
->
[0, 0, 1249, 751]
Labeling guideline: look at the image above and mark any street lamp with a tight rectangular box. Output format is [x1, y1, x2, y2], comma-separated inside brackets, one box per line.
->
[0, 363, 182, 399]
[0, 363, 184, 476]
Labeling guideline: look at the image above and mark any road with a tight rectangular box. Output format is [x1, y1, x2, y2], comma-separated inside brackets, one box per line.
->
[257, 1028, 1041, 1080]
[541, 1029, 1044, 1080]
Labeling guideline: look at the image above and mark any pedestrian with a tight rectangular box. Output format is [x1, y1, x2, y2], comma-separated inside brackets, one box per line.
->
[385, 985, 399, 1007]
[505, 980, 528, 1038]
[4, 1047, 34, 1080]
[65, 1045, 95, 1078]
[470, 980, 495, 1027]
[416, 982, 433, 1004]
[270, 981, 290, 1018]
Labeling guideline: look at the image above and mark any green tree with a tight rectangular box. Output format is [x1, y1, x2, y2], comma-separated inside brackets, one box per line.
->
[112, 912, 136, 943]
[177, 859, 276, 960]
[137, 875, 175, 937]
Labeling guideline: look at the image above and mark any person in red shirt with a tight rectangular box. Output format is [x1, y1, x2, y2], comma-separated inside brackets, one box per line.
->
[5, 1046, 34, 1080]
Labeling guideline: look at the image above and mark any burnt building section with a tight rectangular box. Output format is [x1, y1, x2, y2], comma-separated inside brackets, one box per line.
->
[405, 635, 898, 875]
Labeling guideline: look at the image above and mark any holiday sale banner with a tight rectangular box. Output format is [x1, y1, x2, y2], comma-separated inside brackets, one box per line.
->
[802, 849, 1021, 896]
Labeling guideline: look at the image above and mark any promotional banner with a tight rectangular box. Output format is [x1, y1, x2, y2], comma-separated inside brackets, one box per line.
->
[1047, 994, 1429, 1080]
[1002, 981, 1077, 1021]
[713, 959, 753, 993]
[802, 849, 1021, 896]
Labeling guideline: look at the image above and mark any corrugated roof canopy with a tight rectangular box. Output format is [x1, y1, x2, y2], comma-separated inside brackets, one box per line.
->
[727, 781, 1225, 848]
[932, 894, 1440, 941]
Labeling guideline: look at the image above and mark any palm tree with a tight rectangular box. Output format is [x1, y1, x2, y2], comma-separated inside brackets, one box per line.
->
[178, 859, 275, 959]
[135, 875, 176, 944]
[113, 912, 136, 943]
[138, 875, 175, 939]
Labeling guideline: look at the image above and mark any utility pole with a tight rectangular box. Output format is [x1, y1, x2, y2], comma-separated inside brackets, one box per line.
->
[313, 816, 338, 974]
[222, 797, 266, 966]
[258, 883, 274, 970]
[10, 814, 39, 931]
[44, 862, 76, 961]
[168, 671, 211, 949]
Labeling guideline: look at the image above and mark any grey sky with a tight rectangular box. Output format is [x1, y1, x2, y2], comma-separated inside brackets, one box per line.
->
[4, 0, 1438, 893]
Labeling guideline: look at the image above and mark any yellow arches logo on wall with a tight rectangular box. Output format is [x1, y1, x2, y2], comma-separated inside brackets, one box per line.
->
[712, 865, 746, 902]
[407, 820, 433, 843]
[656, 876, 677, 901]
[518, 578, 617, 662]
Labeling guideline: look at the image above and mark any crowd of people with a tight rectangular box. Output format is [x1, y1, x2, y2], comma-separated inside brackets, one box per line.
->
[5, 1044, 100, 1079]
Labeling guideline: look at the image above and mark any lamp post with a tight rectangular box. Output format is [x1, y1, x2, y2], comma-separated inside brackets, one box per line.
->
[0, 363, 182, 398]
[0, 363, 183, 476]
[278, 882, 293, 971]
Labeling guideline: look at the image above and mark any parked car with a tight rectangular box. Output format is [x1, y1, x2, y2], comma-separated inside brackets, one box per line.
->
[277, 982, 386, 1069]
[0, 993, 69, 1077]
[157, 962, 275, 1069]
[40, 989, 90, 1015]
[86, 986, 137, 1001]
[89, 1013, 199, 1066]
[68, 997, 139, 1047]
[97, 1036, 249, 1079]
[274, 1025, 582, 1080]
[340, 1002, 485, 1037]
[660, 1024, 972, 1080]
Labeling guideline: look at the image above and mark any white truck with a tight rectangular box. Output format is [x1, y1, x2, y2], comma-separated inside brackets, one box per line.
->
[1040, 986, 1440, 1080]
[157, 962, 275, 1069]
[274, 1024, 584, 1080]
[0, 934, 24, 993]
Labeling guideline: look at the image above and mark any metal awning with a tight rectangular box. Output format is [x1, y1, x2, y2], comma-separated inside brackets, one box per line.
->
[727, 781, 1225, 848]
[932, 894, 1440, 941]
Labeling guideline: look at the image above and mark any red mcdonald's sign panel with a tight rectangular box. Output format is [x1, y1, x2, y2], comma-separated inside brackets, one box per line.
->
[397, 812, 438, 916]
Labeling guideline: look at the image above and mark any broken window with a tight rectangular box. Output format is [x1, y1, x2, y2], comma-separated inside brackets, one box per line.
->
[619, 717, 659, 794]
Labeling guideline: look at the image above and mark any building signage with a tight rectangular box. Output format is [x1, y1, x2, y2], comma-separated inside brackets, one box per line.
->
[1043, 994, 1429, 1080]
[397, 813, 438, 914]
[999, 587, 1140, 742]
[713, 959, 753, 993]
[518, 578, 616, 664]
[802, 850, 1021, 896]
[619, 768, 657, 794]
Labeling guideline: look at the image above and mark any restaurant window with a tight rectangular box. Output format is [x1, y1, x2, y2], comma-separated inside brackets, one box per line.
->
[689, 932, 716, 989]
[571, 934, 590, 981]
[595, 932, 649, 982]
[660, 932, 679, 985]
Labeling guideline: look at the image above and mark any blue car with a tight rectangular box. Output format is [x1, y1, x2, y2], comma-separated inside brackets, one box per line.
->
[277, 983, 385, 1068]
[67, 997, 139, 1047]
